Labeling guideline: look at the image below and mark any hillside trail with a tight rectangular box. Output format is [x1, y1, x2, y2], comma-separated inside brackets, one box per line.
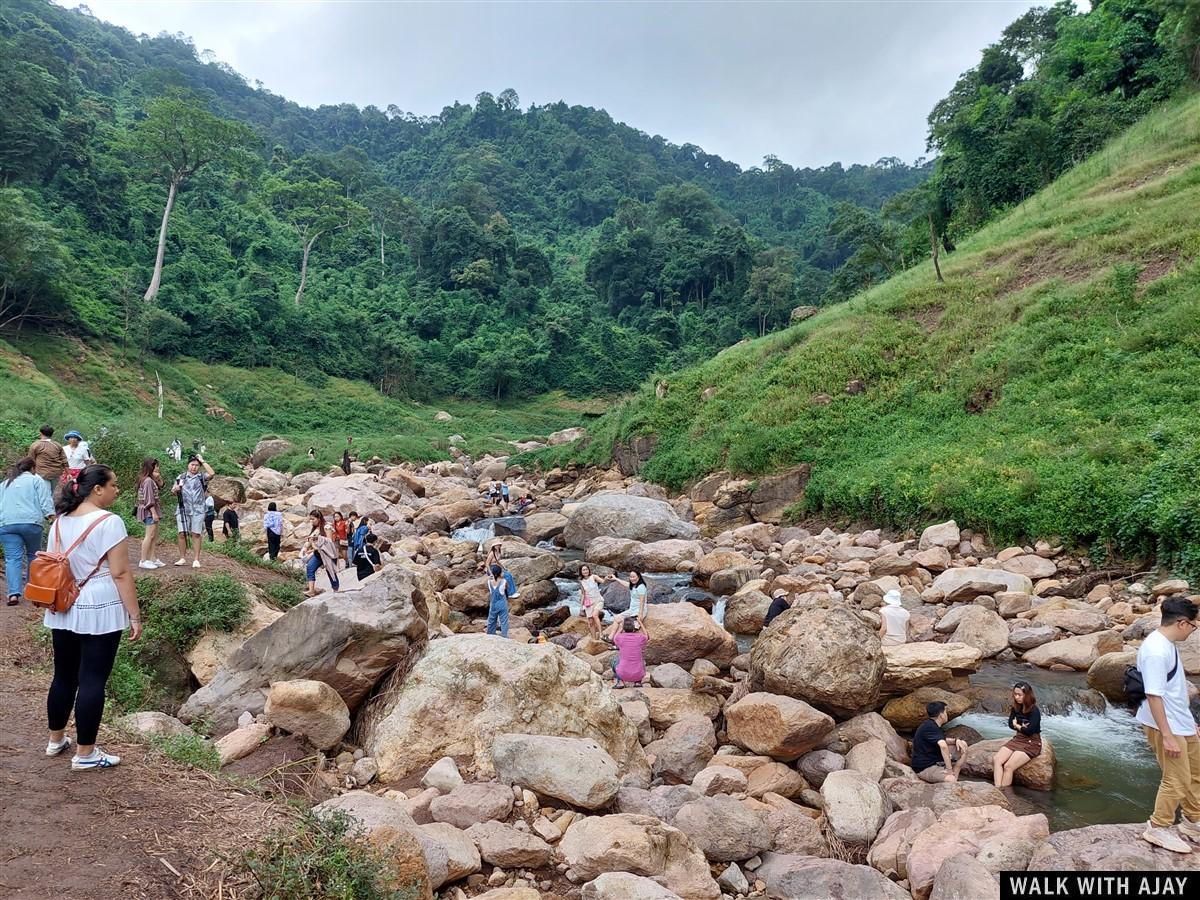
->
[0, 535, 293, 900]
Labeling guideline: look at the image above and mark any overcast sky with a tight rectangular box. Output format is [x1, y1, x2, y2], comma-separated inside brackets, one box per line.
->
[66, 0, 1044, 170]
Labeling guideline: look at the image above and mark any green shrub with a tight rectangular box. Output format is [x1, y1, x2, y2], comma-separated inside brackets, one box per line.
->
[151, 732, 221, 772]
[263, 581, 306, 609]
[243, 810, 418, 900]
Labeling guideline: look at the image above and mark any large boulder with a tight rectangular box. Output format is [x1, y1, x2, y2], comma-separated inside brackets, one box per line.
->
[962, 737, 1056, 791]
[1086, 651, 1139, 702]
[949, 608, 1010, 659]
[882, 642, 983, 693]
[418, 822, 481, 883]
[1000, 555, 1057, 580]
[672, 796, 771, 862]
[304, 474, 404, 522]
[1033, 607, 1108, 635]
[523, 512, 568, 544]
[723, 590, 773, 635]
[929, 853, 1000, 900]
[179, 566, 428, 733]
[645, 717, 716, 784]
[582, 873, 683, 900]
[883, 778, 1010, 816]
[207, 475, 246, 508]
[820, 769, 891, 846]
[643, 602, 737, 667]
[429, 783, 513, 829]
[868, 808, 937, 880]
[564, 491, 701, 549]
[882, 687, 971, 731]
[628, 539, 705, 572]
[725, 692, 835, 761]
[363, 635, 649, 784]
[1028, 822, 1200, 871]
[638, 688, 723, 728]
[263, 679, 351, 751]
[442, 553, 563, 612]
[756, 853, 912, 900]
[246, 467, 290, 499]
[919, 521, 960, 551]
[906, 805, 1049, 900]
[251, 438, 293, 468]
[314, 791, 448, 890]
[837, 712, 909, 763]
[749, 606, 885, 716]
[1023, 631, 1122, 670]
[931, 568, 1033, 601]
[465, 821, 553, 868]
[492, 733, 621, 809]
[559, 814, 720, 899]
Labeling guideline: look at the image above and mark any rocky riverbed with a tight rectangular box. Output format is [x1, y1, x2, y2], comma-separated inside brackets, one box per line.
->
[117, 440, 1200, 899]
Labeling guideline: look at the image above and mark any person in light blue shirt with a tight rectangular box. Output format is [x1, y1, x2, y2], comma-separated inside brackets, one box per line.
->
[0, 456, 55, 605]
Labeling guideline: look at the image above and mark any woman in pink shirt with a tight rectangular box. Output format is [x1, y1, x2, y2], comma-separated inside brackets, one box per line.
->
[608, 616, 648, 688]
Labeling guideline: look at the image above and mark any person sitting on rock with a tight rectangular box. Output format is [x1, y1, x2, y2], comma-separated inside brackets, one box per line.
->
[878, 589, 911, 646]
[609, 616, 648, 688]
[994, 680, 1042, 789]
[911, 701, 969, 783]
[485, 563, 510, 638]
[763, 589, 791, 628]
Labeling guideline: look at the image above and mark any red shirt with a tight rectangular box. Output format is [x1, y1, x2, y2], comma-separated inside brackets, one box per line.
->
[333, 520, 349, 541]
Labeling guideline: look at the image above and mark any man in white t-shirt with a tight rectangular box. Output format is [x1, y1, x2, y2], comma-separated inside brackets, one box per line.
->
[1136, 595, 1200, 854]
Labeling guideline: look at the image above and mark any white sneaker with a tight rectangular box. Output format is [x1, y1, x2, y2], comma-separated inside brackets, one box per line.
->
[1142, 823, 1192, 854]
[192, 560, 201, 568]
[71, 747, 121, 770]
[46, 736, 72, 757]
[174, 559, 187, 567]
[1177, 818, 1200, 842]
[138, 560, 157, 569]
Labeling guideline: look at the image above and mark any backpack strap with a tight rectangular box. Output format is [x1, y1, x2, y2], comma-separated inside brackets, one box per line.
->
[1169, 648, 1180, 682]
[52, 512, 115, 558]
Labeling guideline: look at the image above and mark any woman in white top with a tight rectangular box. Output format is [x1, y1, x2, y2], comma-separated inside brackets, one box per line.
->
[62, 430, 95, 477]
[606, 569, 649, 630]
[45, 464, 142, 770]
[578, 564, 604, 641]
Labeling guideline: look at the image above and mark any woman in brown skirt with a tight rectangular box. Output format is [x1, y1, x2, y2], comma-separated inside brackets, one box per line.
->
[994, 680, 1042, 788]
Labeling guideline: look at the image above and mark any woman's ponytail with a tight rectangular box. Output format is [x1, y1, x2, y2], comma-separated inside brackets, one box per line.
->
[55, 464, 114, 515]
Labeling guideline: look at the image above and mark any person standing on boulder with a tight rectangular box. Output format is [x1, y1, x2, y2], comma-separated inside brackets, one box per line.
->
[993, 680, 1042, 789]
[486, 563, 510, 638]
[911, 701, 969, 783]
[172, 454, 213, 568]
[263, 501, 283, 561]
[606, 569, 648, 630]
[578, 564, 604, 640]
[354, 532, 383, 582]
[1136, 596, 1200, 854]
[303, 510, 340, 597]
[28, 425, 68, 488]
[878, 590, 911, 646]
[485, 543, 519, 600]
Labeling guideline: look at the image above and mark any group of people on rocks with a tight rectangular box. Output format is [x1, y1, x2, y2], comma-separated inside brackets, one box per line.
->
[301, 508, 380, 597]
[485, 479, 533, 514]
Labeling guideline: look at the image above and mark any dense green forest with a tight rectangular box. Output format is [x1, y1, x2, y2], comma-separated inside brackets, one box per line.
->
[0, 0, 1194, 401]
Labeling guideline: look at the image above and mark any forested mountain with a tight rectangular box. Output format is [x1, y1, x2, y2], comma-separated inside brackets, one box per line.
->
[0, 0, 1192, 401]
[0, 0, 924, 399]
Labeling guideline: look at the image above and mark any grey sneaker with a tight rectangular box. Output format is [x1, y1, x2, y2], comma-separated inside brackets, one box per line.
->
[46, 736, 72, 757]
[1142, 823, 1191, 854]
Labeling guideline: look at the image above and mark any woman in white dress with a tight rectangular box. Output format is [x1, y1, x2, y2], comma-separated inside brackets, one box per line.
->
[44, 464, 142, 770]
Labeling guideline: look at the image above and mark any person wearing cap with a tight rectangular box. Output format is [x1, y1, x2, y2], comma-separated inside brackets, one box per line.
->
[763, 589, 791, 628]
[62, 431, 95, 481]
[879, 590, 911, 646]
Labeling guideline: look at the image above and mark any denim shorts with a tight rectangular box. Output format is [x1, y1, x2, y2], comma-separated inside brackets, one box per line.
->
[143, 516, 157, 526]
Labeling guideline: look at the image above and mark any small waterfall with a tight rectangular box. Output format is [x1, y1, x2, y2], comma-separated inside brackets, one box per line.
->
[452, 522, 495, 547]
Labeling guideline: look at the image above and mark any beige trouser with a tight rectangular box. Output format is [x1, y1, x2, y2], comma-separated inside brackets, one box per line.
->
[1145, 726, 1200, 827]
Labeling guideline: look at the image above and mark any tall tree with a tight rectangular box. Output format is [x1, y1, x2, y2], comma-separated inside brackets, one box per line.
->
[126, 94, 255, 303]
[268, 171, 366, 305]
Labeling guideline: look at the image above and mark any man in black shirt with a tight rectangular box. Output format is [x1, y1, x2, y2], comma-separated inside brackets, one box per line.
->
[221, 502, 240, 543]
[911, 701, 969, 784]
[763, 590, 791, 628]
[354, 532, 382, 582]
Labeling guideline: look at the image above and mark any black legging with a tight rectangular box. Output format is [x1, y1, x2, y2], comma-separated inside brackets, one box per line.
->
[266, 530, 281, 561]
[47, 629, 122, 746]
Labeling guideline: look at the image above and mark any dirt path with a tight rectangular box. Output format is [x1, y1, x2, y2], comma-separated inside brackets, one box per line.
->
[0, 539, 291, 900]
[123, 536, 296, 588]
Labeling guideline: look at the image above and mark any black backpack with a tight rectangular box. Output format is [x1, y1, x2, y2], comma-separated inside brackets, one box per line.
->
[1124, 647, 1179, 705]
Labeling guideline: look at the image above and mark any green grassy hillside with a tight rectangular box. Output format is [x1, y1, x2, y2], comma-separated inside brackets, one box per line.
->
[541, 93, 1200, 574]
[0, 334, 589, 475]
